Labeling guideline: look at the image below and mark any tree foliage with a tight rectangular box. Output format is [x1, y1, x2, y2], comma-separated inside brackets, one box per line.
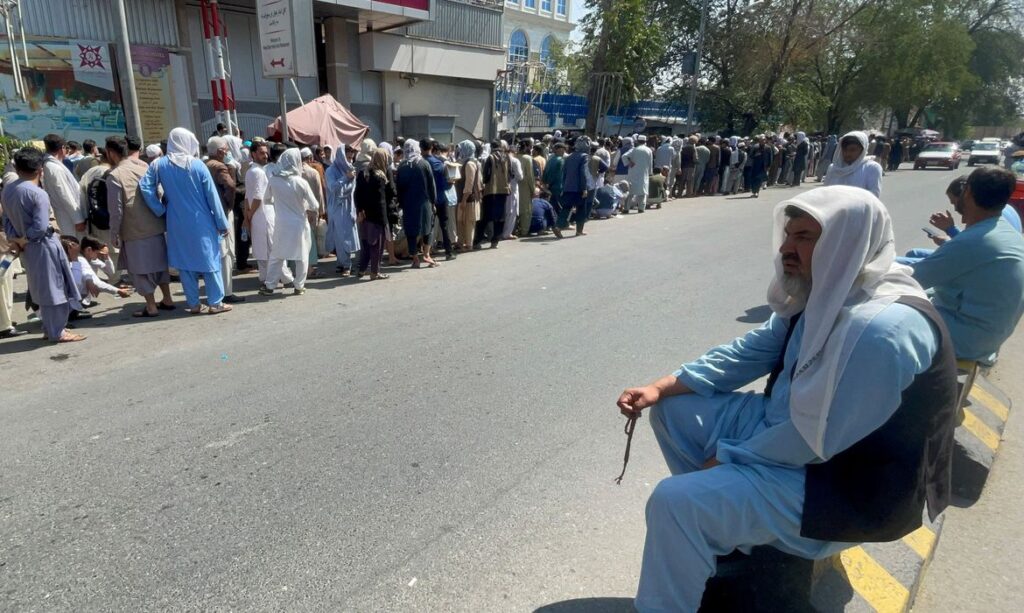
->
[570, 0, 1024, 136]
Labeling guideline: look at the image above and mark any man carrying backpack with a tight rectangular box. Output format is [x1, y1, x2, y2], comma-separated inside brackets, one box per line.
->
[80, 147, 113, 246]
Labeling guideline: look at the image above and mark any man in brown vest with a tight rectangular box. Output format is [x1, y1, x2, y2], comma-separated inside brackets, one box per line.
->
[617, 186, 957, 611]
[106, 136, 174, 318]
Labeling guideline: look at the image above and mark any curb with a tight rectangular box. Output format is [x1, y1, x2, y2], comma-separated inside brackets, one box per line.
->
[952, 375, 1012, 501]
[809, 375, 1012, 612]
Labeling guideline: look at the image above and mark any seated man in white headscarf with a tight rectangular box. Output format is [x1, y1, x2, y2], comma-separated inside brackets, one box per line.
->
[617, 186, 958, 612]
[823, 131, 883, 198]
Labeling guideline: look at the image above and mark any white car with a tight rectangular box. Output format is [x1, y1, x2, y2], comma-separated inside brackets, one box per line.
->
[914, 142, 961, 170]
[968, 141, 1001, 166]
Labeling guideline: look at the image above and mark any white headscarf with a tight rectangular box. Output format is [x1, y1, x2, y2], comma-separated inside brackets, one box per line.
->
[456, 140, 476, 164]
[768, 186, 927, 457]
[403, 139, 422, 164]
[167, 127, 200, 169]
[796, 131, 807, 144]
[276, 148, 303, 177]
[144, 144, 162, 159]
[828, 131, 869, 180]
[357, 138, 378, 165]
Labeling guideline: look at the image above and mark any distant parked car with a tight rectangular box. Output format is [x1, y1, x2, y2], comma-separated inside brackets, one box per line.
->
[968, 141, 1001, 166]
[914, 142, 961, 170]
[960, 139, 975, 151]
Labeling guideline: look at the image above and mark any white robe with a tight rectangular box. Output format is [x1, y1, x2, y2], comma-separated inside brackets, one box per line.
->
[622, 145, 654, 195]
[246, 164, 274, 261]
[267, 173, 317, 261]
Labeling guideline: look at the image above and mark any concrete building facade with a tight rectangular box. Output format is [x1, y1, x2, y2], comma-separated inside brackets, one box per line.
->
[501, 0, 573, 67]
[2, 0, 507, 145]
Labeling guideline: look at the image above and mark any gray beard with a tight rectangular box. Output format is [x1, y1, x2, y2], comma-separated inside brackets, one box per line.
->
[782, 273, 812, 303]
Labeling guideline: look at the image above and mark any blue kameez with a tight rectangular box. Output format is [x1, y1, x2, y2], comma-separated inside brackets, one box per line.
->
[635, 303, 939, 612]
[325, 161, 361, 263]
[139, 157, 229, 307]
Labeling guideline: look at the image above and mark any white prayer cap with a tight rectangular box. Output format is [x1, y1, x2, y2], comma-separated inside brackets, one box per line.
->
[145, 144, 162, 159]
[637, 135, 648, 143]
[300, 147, 313, 159]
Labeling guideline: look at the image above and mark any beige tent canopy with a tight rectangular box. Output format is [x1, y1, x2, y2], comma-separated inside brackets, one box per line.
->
[267, 94, 369, 148]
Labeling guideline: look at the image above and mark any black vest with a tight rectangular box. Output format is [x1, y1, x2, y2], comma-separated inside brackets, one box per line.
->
[765, 297, 958, 543]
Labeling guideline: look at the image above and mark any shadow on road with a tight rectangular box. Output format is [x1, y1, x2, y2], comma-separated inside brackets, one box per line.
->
[534, 597, 635, 612]
[737, 304, 773, 323]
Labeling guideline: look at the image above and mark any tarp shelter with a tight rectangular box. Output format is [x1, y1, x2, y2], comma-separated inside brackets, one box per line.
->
[267, 95, 369, 148]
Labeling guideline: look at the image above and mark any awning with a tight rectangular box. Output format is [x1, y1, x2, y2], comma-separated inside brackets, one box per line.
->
[267, 94, 369, 148]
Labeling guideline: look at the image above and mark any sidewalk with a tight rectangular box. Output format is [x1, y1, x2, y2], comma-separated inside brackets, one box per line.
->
[914, 323, 1024, 611]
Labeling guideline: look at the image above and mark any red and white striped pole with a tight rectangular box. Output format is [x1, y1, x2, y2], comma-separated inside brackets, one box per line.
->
[200, 0, 237, 136]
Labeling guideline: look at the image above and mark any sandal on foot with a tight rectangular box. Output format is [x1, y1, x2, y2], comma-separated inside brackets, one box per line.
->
[56, 331, 87, 343]
[185, 305, 208, 315]
[132, 309, 159, 318]
[207, 304, 233, 315]
[157, 303, 176, 311]
[371, 273, 390, 280]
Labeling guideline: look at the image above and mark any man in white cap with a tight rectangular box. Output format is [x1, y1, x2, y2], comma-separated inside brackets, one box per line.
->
[144, 144, 163, 162]
[617, 186, 958, 611]
[621, 135, 653, 213]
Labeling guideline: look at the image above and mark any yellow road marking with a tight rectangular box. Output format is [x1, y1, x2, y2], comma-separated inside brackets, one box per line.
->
[970, 386, 1010, 423]
[961, 408, 1001, 452]
[836, 546, 910, 613]
[901, 525, 936, 559]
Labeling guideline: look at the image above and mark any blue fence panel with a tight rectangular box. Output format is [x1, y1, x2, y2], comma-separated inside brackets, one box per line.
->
[496, 91, 691, 130]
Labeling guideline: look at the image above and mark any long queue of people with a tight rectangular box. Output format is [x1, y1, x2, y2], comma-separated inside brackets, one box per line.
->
[0, 123, 926, 345]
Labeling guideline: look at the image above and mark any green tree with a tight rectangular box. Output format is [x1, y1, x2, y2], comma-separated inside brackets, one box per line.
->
[578, 0, 670, 132]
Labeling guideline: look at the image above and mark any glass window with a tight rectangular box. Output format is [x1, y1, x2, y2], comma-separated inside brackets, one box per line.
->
[525, 0, 536, 7]
[540, 36, 554, 68]
[541, 0, 551, 12]
[508, 30, 529, 64]
[505, 0, 519, 5]
[556, 0, 566, 15]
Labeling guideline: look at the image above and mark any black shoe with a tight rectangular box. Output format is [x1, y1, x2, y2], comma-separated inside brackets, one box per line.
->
[68, 310, 92, 321]
[472, 244, 483, 251]
[0, 327, 27, 339]
[446, 253, 457, 261]
[223, 295, 246, 304]
[490, 242, 499, 249]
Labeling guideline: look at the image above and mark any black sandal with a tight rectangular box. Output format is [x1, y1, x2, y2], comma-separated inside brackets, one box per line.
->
[157, 303, 176, 311]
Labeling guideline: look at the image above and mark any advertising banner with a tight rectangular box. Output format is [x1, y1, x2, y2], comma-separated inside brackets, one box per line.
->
[130, 44, 179, 145]
[0, 41, 126, 143]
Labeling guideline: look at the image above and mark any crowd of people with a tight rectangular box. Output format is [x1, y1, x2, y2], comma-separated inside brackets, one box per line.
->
[0, 121, 1017, 345]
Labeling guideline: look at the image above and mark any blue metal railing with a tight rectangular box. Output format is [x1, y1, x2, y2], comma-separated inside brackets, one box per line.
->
[495, 91, 691, 130]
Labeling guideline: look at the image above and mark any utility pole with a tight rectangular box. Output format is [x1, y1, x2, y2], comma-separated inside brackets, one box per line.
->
[686, 0, 709, 135]
[113, 0, 142, 138]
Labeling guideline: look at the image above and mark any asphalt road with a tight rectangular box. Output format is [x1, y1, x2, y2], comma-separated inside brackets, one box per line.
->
[0, 166, 984, 611]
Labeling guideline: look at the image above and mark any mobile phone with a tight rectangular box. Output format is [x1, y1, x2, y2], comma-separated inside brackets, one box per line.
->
[922, 227, 940, 238]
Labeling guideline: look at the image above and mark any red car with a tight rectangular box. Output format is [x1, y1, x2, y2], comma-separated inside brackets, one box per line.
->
[914, 142, 962, 170]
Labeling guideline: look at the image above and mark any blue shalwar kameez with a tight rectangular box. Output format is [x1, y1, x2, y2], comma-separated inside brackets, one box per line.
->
[139, 151, 229, 308]
[2, 180, 81, 340]
[636, 303, 938, 612]
[325, 157, 361, 269]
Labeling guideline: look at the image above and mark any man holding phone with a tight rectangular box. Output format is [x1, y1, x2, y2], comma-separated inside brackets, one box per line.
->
[898, 175, 1022, 264]
[909, 167, 1024, 362]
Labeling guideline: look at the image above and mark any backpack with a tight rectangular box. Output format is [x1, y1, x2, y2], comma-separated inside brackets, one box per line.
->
[86, 175, 110, 231]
